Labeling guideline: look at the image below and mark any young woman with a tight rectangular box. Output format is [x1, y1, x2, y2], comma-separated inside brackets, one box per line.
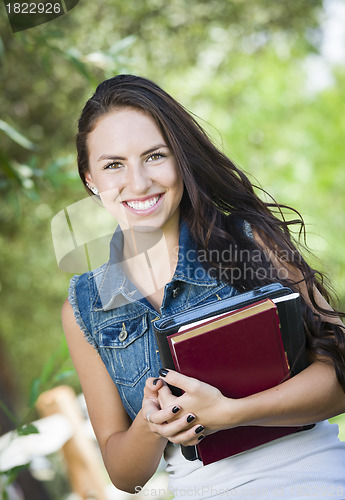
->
[62, 74, 345, 498]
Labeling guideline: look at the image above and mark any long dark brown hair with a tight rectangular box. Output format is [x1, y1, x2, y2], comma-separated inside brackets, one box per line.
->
[76, 74, 345, 391]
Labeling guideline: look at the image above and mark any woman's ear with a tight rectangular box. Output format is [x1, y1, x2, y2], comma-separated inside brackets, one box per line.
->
[84, 172, 99, 195]
[84, 171, 93, 185]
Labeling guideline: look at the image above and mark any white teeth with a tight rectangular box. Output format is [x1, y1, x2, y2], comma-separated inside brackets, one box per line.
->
[126, 196, 160, 210]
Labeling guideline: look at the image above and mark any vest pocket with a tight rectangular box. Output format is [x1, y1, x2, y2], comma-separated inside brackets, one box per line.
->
[99, 313, 149, 387]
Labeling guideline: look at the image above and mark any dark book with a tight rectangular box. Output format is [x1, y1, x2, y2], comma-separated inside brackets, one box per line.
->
[154, 284, 309, 377]
[272, 293, 309, 377]
[167, 298, 305, 465]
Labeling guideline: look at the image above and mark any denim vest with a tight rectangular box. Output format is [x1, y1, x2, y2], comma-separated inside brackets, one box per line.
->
[68, 221, 243, 420]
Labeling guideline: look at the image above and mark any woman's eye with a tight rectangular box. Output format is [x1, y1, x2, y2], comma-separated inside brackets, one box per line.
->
[148, 152, 165, 162]
[103, 162, 122, 170]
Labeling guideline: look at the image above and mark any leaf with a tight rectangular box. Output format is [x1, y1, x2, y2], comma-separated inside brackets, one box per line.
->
[17, 423, 39, 436]
[5, 188, 21, 219]
[109, 35, 137, 56]
[42, 50, 52, 74]
[56, 47, 98, 85]
[3, 464, 30, 484]
[0, 35, 5, 63]
[2, 488, 9, 500]
[23, 186, 40, 202]
[28, 378, 41, 408]
[0, 150, 22, 183]
[40, 353, 59, 384]
[44, 155, 75, 187]
[0, 399, 18, 427]
[27, 335, 71, 408]
[53, 370, 75, 383]
[0, 120, 39, 151]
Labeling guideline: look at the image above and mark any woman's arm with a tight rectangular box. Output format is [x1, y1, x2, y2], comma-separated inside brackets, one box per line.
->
[149, 349, 345, 446]
[228, 357, 345, 427]
[154, 358, 345, 442]
[62, 299, 172, 493]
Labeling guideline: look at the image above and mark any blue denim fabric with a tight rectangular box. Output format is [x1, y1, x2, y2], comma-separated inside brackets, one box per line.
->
[68, 221, 240, 420]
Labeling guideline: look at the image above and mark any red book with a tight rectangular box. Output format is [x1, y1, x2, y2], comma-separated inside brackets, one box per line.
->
[167, 299, 304, 465]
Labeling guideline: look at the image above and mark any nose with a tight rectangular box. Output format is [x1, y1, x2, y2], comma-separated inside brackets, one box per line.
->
[126, 164, 152, 194]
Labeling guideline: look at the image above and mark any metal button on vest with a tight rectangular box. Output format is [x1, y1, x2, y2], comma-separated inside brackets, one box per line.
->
[119, 323, 128, 341]
[172, 287, 179, 298]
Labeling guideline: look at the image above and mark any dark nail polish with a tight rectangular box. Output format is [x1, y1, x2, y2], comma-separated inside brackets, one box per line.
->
[159, 368, 169, 377]
[195, 425, 204, 434]
[197, 434, 205, 441]
[153, 378, 160, 386]
[186, 414, 195, 423]
[172, 406, 180, 414]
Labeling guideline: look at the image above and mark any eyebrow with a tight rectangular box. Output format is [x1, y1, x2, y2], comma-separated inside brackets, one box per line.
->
[97, 143, 168, 162]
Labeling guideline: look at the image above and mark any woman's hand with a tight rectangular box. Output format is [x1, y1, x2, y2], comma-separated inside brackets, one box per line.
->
[158, 369, 234, 432]
[144, 369, 237, 446]
[142, 377, 162, 419]
[142, 377, 203, 446]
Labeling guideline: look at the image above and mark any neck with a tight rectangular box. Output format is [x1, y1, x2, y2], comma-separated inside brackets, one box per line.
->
[121, 215, 181, 294]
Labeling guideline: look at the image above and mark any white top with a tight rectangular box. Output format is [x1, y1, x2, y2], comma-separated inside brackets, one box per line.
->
[164, 421, 345, 499]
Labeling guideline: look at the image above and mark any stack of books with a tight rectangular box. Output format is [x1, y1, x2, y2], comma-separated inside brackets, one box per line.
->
[154, 285, 311, 465]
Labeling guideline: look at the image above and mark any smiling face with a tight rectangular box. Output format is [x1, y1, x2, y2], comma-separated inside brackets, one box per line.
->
[85, 107, 184, 234]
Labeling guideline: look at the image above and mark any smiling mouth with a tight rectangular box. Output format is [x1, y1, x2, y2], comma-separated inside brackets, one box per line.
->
[125, 195, 162, 211]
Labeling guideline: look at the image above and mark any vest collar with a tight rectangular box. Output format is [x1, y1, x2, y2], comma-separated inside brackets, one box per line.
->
[92, 221, 218, 311]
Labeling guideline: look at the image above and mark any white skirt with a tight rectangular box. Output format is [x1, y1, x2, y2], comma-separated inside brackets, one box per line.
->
[164, 421, 345, 499]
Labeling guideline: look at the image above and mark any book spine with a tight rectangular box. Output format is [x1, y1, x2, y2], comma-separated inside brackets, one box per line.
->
[168, 340, 181, 372]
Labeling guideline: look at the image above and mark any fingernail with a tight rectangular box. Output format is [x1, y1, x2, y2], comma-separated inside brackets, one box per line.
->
[195, 425, 204, 434]
[153, 378, 160, 386]
[197, 434, 205, 441]
[186, 414, 195, 423]
[159, 368, 169, 377]
[172, 406, 180, 414]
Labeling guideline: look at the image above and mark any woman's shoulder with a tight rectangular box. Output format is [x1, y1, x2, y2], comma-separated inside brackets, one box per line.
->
[69, 262, 108, 290]
[63, 264, 110, 350]
[67, 262, 109, 315]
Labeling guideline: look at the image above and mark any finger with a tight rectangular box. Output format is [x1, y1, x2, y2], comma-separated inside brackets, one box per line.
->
[150, 411, 197, 439]
[157, 380, 171, 393]
[165, 422, 206, 446]
[147, 404, 182, 426]
[144, 377, 164, 396]
[178, 433, 205, 447]
[157, 382, 174, 404]
[159, 368, 199, 392]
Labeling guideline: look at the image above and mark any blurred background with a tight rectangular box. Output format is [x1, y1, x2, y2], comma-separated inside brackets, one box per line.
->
[1, 0, 345, 498]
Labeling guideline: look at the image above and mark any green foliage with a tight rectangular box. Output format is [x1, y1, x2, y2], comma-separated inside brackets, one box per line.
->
[28, 335, 73, 409]
[0, 2, 344, 495]
[0, 336, 72, 432]
[0, 336, 73, 496]
[16, 423, 39, 436]
[1, 465, 30, 500]
[0, 120, 39, 151]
